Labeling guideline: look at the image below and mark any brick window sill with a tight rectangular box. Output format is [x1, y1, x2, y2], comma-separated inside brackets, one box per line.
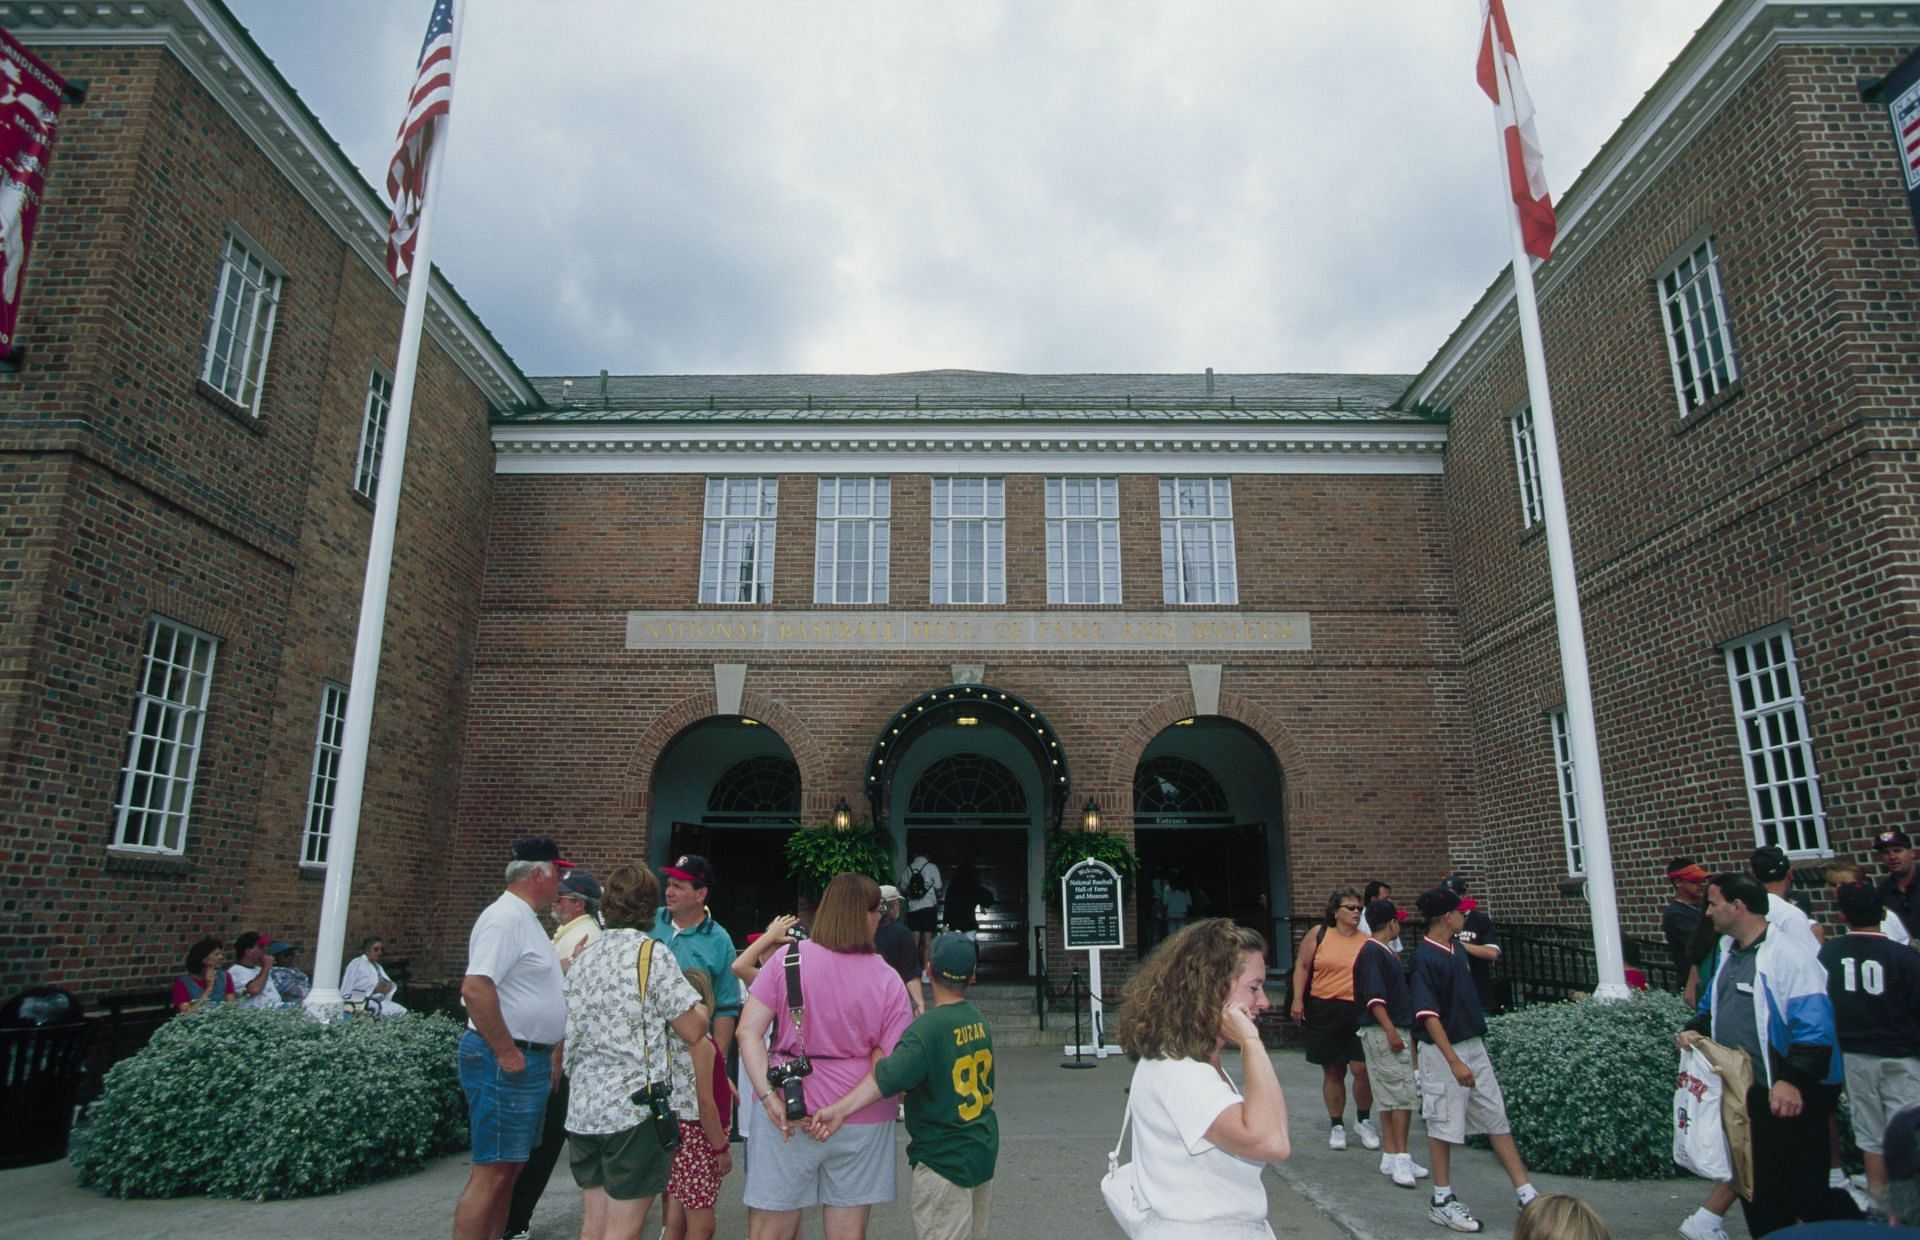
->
[298, 863, 328, 881]
[1672, 379, 1745, 437]
[195, 378, 268, 436]
[105, 849, 195, 877]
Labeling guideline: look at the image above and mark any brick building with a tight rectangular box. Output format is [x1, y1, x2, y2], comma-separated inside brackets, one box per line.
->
[0, 0, 533, 997]
[2, 0, 1917, 998]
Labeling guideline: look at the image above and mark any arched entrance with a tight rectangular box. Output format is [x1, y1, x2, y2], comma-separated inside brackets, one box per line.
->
[1132, 717, 1286, 953]
[650, 716, 801, 940]
[866, 685, 1067, 977]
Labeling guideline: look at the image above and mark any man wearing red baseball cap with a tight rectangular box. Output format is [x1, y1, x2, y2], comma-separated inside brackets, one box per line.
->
[653, 854, 742, 1059]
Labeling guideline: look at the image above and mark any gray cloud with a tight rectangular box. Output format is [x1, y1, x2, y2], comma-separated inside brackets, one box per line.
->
[228, 0, 1719, 376]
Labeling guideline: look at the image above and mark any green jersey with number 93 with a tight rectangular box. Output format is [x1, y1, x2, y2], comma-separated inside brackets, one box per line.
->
[873, 998, 999, 1188]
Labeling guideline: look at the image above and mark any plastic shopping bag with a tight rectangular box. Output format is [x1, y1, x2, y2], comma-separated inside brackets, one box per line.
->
[1674, 1045, 1732, 1182]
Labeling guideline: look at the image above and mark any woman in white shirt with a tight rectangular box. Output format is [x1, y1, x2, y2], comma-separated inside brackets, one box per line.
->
[340, 935, 407, 1017]
[1112, 919, 1292, 1238]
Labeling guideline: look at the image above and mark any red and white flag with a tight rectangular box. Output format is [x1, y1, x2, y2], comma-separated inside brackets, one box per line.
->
[0, 26, 69, 359]
[385, 0, 455, 281]
[1477, 0, 1555, 261]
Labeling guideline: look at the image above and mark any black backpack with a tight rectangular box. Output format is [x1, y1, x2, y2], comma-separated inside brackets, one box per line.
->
[905, 862, 929, 901]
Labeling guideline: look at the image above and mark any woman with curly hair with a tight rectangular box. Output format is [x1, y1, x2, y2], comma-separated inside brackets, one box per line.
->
[1111, 918, 1291, 1237]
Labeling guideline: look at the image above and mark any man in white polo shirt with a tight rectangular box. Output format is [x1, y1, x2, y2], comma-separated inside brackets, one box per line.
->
[453, 837, 572, 1240]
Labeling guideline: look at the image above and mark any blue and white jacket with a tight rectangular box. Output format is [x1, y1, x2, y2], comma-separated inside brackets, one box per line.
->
[1689, 928, 1841, 1089]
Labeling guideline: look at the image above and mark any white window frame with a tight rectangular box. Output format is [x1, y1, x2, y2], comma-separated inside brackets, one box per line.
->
[113, 618, 219, 855]
[1658, 231, 1739, 415]
[353, 366, 394, 500]
[199, 228, 284, 415]
[930, 477, 1005, 605]
[1159, 477, 1238, 605]
[1046, 477, 1122, 604]
[301, 682, 349, 867]
[814, 478, 891, 604]
[1508, 405, 1546, 529]
[1723, 625, 1829, 857]
[700, 477, 777, 604]
[1548, 707, 1583, 876]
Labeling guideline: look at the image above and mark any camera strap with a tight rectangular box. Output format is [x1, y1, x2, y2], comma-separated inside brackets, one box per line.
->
[783, 943, 806, 1059]
[633, 936, 660, 1077]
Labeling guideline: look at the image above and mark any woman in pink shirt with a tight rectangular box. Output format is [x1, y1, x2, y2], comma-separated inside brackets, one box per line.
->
[738, 872, 914, 1240]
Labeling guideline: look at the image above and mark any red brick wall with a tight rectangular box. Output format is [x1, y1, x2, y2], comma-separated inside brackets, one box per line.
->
[1440, 43, 1920, 932]
[0, 45, 496, 997]
[448, 469, 1473, 970]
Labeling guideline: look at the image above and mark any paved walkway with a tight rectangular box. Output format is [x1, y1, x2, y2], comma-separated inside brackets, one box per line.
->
[0, 1040, 1733, 1239]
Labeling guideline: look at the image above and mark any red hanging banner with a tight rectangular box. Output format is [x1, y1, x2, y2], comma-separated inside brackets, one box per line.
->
[0, 26, 69, 362]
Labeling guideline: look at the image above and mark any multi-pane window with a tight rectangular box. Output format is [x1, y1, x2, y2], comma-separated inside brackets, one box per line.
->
[302, 682, 349, 867]
[700, 478, 777, 604]
[1046, 477, 1121, 604]
[1659, 234, 1739, 414]
[1548, 708, 1583, 875]
[1508, 405, 1546, 529]
[353, 368, 393, 500]
[1159, 477, 1238, 605]
[1724, 627, 1828, 855]
[814, 478, 890, 604]
[930, 477, 1005, 605]
[200, 232, 282, 415]
[113, 618, 219, 854]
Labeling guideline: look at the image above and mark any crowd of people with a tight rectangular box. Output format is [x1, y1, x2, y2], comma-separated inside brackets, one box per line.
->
[449, 838, 1001, 1240]
[155, 826, 1920, 1238]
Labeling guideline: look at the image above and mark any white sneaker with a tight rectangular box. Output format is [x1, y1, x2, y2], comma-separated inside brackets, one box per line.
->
[1677, 1215, 1729, 1240]
[1357, 1118, 1382, 1150]
[1392, 1156, 1418, 1188]
[1409, 1157, 1430, 1180]
[1379, 1153, 1395, 1176]
[1429, 1196, 1483, 1232]
[1328, 1123, 1348, 1150]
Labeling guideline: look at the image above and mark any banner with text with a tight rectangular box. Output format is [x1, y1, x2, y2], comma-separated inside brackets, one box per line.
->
[0, 26, 67, 360]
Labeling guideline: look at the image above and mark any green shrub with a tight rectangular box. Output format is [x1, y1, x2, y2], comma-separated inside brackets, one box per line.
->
[1481, 990, 1692, 1180]
[74, 1006, 468, 1199]
[784, 822, 894, 897]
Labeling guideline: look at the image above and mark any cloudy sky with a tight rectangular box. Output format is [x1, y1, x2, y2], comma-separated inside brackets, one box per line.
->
[227, 0, 1720, 378]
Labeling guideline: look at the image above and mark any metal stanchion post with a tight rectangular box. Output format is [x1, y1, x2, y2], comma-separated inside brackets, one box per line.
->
[1061, 969, 1094, 1069]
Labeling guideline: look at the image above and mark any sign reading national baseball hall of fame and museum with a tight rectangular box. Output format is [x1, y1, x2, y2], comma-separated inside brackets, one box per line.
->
[625, 609, 1311, 654]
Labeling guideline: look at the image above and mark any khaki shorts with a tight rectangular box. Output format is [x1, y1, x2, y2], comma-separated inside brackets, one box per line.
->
[568, 1124, 672, 1201]
[1843, 1052, 1920, 1154]
[1418, 1037, 1510, 1144]
[1359, 1024, 1416, 1111]
[911, 1162, 993, 1240]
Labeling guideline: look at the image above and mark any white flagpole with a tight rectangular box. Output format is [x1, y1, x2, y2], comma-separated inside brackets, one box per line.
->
[1485, 6, 1629, 1000]
[307, 0, 466, 1016]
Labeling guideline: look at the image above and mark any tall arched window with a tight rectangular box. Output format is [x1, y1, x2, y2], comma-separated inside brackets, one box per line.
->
[707, 755, 801, 823]
[1133, 755, 1232, 825]
[907, 753, 1029, 823]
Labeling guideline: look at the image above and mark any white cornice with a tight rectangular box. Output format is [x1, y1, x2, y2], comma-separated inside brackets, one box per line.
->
[491, 423, 1449, 476]
[0, 0, 538, 410]
[1406, 0, 1920, 411]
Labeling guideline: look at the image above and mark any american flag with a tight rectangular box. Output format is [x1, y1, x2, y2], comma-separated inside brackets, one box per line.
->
[385, 0, 456, 281]
[1477, 0, 1555, 261]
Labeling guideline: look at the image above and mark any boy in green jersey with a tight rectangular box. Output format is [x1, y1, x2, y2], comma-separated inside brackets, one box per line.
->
[805, 933, 999, 1240]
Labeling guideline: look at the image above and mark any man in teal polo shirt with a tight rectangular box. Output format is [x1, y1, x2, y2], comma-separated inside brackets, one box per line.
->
[653, 854, 741, 1057]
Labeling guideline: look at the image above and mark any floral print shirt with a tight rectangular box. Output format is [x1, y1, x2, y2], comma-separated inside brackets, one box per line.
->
[563, 927, 702, 1135]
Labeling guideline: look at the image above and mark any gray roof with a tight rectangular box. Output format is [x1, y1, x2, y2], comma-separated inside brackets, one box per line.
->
[506, 370, 1426, 424]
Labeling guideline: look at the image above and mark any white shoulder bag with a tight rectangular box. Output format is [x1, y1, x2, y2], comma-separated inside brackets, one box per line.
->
[1101, 1093, 1151, 1237]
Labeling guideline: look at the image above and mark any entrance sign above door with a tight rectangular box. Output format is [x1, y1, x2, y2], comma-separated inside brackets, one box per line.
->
[627, 609, 1310, 653]
[1063, 858, 1124, 950]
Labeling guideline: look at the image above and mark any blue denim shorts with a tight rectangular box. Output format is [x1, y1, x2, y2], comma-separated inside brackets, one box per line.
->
[459, 1028, 553, 1163]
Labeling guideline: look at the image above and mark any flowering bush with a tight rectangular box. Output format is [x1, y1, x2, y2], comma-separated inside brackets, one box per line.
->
[1481, 990, 1692, 1179]
[74, 1006, 467, 1199]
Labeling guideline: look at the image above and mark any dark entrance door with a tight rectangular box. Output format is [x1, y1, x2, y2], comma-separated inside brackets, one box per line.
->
[1133, 822, 1270, 952]
[668, 822, 798, 947]
[904, 826, 1028, 978]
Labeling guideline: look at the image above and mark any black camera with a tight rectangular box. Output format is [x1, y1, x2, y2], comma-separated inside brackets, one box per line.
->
[766, 1056, 813, 1121]
[788, 924, 809, 941]
[630, 1081, 681, 1151]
